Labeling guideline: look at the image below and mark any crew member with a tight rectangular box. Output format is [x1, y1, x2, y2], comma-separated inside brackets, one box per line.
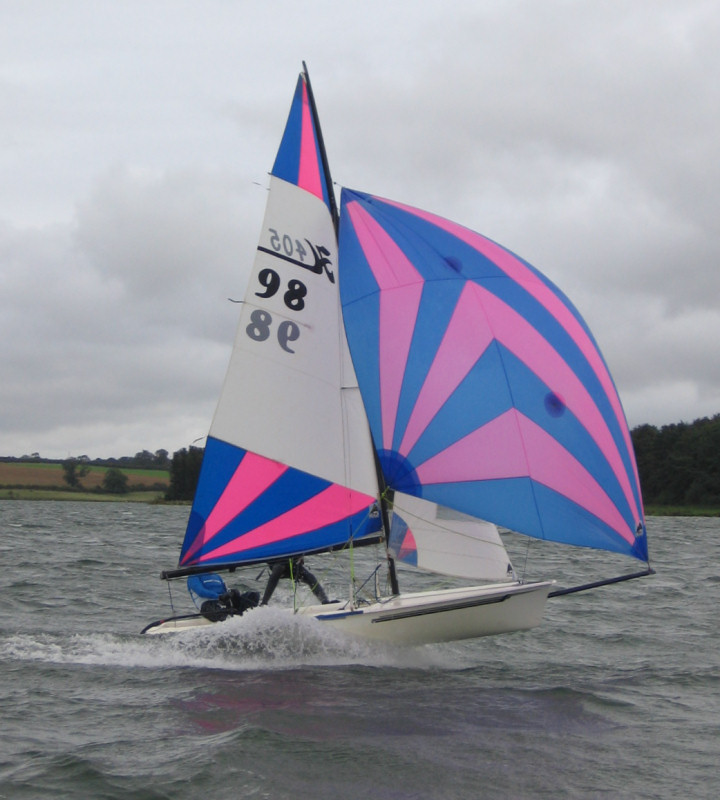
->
[261, 556, 329, 605]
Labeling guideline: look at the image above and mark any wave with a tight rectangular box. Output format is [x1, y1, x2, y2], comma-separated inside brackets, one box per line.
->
[0, 609, 454, 672]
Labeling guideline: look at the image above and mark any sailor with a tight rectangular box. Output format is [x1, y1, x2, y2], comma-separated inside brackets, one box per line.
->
[261, 556, 329, 605]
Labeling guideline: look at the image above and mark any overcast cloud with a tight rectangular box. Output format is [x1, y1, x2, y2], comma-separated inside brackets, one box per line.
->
[1, 0, 718, 459]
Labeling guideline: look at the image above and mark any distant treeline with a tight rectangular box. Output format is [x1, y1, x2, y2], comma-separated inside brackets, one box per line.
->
[8, 416, 720, 506]
[0, 450, 171, 497]
[165, 415, 720, 507]
[632, 415, 720, 506]
[165, 446, 204, 501]
[2, 449, 170, 470]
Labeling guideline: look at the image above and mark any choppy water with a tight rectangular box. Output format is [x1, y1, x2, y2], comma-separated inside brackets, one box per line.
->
[0, 501, 717, 799]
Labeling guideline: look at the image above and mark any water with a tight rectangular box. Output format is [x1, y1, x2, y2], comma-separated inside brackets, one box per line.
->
[0, 501, 718, 799]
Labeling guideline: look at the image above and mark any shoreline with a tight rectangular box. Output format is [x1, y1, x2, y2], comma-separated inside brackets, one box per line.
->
[1, 490, 717, 516]
[0, 489, 174, 503]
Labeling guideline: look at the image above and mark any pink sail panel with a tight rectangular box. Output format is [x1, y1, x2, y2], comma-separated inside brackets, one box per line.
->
[416, 409, 635, 546]
[396, 526, 417, 561]
[180, 452, 287, 566]
[386, 198, 642, 509]
[196, 483, 377, 563]
[297, 78, 325, 201]
[345, 200, 424, 450]
[398, 281, 496, 456]
[465, 281, 641, 529]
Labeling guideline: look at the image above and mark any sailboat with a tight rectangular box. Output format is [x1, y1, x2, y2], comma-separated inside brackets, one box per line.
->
[142, 66, 652, 645]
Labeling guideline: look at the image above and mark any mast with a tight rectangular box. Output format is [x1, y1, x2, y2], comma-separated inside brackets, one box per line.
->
[303, 62, 399, 595]
[302, 62, 339, 230]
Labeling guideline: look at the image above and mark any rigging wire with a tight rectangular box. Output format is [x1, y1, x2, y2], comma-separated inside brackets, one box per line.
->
[166, 580, 176, 615]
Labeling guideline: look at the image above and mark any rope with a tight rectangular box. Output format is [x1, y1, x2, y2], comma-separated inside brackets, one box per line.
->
[166, 580, 176, 614]
[349, 537, 355, 602]
[520, 537, 532, 582]
[288, 558, 297, 612]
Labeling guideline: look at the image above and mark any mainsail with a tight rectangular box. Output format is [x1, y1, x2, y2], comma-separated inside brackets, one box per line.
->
[176, 74, 380, 572]
[338, 190, 648, 563]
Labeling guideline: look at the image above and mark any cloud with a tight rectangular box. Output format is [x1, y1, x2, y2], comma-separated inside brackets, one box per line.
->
[1, 0, 719, 458]
[1, 165, 262, 458]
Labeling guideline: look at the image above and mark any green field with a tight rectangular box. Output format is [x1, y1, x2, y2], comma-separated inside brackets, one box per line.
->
[0, 488, 166, 502]
[0, 461, 170, 503]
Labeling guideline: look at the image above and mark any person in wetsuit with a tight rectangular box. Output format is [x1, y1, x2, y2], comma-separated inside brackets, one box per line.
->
[261, 556, 329, 605]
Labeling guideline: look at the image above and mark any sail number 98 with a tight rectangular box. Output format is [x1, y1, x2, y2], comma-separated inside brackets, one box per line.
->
[246, 310, 300, 353]
[256, 268, 307, 311]
[246, 268, 307, 353]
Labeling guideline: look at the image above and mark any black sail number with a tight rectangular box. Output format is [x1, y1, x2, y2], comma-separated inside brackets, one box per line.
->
[255, 269, 306, 312]
[284, 279, 306, 311]
[248, 269, 306, 353]
[255, 268, 281, 299]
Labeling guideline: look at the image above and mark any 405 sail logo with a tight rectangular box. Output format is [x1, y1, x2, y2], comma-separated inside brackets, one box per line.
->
[257, 228, 334, 282]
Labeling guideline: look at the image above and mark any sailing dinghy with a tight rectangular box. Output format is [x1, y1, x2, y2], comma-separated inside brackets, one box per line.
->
[143, 66, 651, 644]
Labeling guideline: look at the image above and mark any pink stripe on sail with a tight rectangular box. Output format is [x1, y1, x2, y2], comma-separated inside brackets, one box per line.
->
[399, 281, 495, 456]
[516, 413, 633, 543]
[386, 198, 642, 517]
[397, 527, 417, 560]
[297, 80, 324, 200]
[346, 201, 424, 450]
[181, 452, 287, 565]
[416, 409, 529, 484]
[416, 410, 634, 544]
[198, 483, 376, 562]
[472, 282, 640, 527]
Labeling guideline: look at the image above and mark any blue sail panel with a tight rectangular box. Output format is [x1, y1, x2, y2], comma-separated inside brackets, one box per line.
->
[388, 512, 418, 567]
[338, 189, 647, 562]
[271, 74, 330, 208]
[179, 438, 380, 568]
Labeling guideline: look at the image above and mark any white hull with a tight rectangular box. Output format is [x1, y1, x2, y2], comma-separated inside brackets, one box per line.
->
[143, 581, 553, 645]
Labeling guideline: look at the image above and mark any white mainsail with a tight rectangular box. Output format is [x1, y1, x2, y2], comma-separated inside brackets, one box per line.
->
[211, 176, 378, 498]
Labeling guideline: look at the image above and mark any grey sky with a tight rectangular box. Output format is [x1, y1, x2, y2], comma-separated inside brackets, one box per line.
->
[1, 0, 718, 458]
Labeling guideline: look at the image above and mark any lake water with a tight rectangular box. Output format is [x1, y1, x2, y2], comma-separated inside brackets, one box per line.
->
[0, 500, 718, 799]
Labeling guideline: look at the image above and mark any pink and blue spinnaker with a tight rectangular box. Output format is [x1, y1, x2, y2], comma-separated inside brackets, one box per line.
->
[338, 190, 647, 562]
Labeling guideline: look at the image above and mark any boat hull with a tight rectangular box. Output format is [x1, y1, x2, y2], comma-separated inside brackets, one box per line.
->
[142, 581, 553, 644]
[302, 581, 553, 644]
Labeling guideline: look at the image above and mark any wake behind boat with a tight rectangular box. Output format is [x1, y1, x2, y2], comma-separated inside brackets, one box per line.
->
[143, 65, 651, 645]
